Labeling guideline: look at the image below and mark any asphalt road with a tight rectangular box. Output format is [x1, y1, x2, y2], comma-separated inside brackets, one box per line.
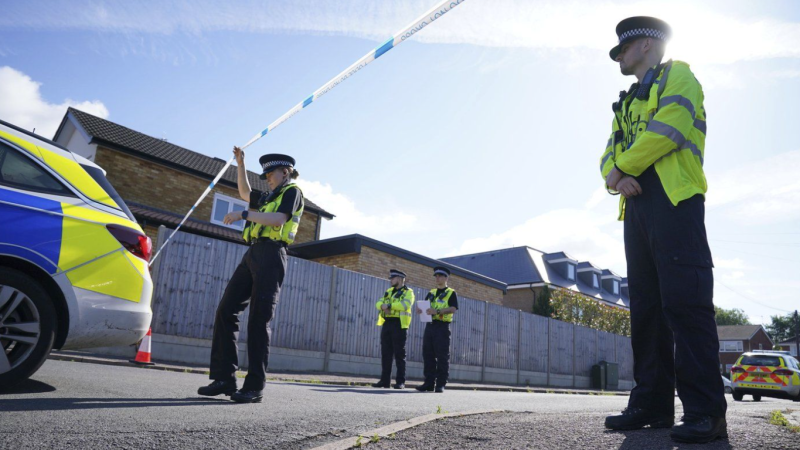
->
[0, 360, 796, 449]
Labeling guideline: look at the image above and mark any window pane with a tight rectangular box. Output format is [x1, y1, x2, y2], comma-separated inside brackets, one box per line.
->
[230, 203, 246, 229]
[592, 274, 599, 288]
[80, 164, 135, 221]
[567, 264, 575, 280]
[613, 281, 619, 294]
[213, 199, 229, 222]
[0, 143, 72, 196]
[231, 203, 245, 212]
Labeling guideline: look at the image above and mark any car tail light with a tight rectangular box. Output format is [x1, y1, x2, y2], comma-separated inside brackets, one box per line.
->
[730, 366, 745, 374]
[773, 369, 793, 376]
[107, 224, 152, 262]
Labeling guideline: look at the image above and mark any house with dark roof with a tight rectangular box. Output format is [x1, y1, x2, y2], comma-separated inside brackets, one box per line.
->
[291, 234, 507, 304]
[440, 246, 630, 313]
[717, 325, 774, 373]
[52, 108, 333, 244]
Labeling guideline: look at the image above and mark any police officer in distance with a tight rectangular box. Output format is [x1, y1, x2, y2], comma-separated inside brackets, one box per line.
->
[372, 269, 415, 389]
[415, 266, 458, 393]
[198, 147, 304, 403]
[600, 17, 727, 443]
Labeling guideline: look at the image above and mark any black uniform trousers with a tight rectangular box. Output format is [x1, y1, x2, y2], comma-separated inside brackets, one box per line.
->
[379, 318, 407, 385]
[209, 239, 287, 392]
[624, 166, 726, 419]
[422, 321, 451, 387]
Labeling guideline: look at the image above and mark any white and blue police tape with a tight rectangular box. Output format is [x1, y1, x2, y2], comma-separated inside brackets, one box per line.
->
[150, 0, 466, 266]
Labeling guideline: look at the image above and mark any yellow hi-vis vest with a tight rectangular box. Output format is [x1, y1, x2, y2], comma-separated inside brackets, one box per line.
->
[426, 287, 455, 323]
[375, 286, 415, 329]
[599, 60, 707, 220]
[242, 184, 304, 245]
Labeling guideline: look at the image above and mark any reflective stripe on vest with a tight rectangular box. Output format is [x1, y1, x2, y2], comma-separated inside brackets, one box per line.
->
[242, 183, 304, 245]
[427, 287, 455, 323]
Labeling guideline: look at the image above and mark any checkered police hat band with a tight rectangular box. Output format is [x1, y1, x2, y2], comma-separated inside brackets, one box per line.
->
[262, 161, 292, 172]
[619, 28, 667, 43]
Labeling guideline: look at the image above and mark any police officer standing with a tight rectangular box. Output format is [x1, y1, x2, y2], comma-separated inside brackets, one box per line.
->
[372, 269, 415, 389]
[600, 17, 727, 443]
[198, 147, 304, 403]
[415, 266, 457, 393]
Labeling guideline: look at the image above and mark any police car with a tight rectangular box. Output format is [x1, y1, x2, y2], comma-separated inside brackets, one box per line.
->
[730, 351, 800, 402]
[0, 119, 152, 388]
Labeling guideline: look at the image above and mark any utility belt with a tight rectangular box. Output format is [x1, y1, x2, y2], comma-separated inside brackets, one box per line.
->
[430, 319, 450, 326]
[248, 236, 288, 248]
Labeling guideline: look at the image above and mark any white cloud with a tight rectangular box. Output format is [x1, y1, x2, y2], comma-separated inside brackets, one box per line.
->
[296, 179, 422, 239]
[0, 66, 109, 138]
[451, 191, 627, 273]
[707, 150, 800, 225]
[3, 1, 799, 65]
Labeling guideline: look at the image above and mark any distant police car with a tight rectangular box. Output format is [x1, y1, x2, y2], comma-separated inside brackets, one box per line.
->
[730, 351, 800, 402]
[0, 119, 152, 388]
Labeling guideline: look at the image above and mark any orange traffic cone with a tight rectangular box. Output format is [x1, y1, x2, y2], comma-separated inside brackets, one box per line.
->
[130, 328, 156, 366]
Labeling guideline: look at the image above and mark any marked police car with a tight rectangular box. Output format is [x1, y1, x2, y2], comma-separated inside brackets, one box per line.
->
[730, 351, 800, 402]
[0, 119, 153, 388]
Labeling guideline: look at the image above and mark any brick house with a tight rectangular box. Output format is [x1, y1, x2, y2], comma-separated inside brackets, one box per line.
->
[717, 325, 774, 373]
[440, 246, 630, 313]
[291, 234, 507, 304]
[53, 108, 333, 245]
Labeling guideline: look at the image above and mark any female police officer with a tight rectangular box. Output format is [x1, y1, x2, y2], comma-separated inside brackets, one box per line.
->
[198, 147, 303, 403]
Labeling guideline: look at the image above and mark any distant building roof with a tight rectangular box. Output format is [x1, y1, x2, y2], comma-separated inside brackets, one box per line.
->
[291, 234, 507, 292]
[778, 335, 800, 345]
[717, 325, 769, 341]
[55, 108, 333, 219]
[440, 246, 628, 308]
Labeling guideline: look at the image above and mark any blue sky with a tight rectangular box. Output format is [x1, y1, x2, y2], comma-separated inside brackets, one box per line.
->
[1, 0, 799, 323]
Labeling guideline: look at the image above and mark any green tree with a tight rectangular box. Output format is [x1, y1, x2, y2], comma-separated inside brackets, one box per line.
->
[533, 285, 554, 318]
[766, 313, 796, 344]
[714, 307, 751, 326]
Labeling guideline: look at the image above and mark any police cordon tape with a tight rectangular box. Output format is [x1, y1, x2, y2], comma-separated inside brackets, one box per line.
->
[149, 0, 467, 266]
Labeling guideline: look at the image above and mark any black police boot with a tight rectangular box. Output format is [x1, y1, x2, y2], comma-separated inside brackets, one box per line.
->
[197, 380, 237, 397]
[371, 381, 391, 388]
[434, 385, 445, 393]
[604, 407, 674, 430]
[393, 383, 405, 389]
[670, 415, 727, 443]
[415, 384, 434, 392]
[230, 389, 263, 403]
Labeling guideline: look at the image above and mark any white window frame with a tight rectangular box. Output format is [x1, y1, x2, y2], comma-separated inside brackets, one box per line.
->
[720, 340, 744, 353]
[567, 264, 576, 281]
[612, 280, 619, 295]
[211, 192, 249, 230]
[592, 274, 600, 289]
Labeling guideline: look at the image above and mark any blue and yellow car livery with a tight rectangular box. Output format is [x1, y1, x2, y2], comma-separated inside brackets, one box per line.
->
[0, 119, 152, 353]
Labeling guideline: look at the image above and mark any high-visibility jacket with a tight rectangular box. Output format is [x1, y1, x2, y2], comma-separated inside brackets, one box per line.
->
[242, 183, 304, 244]
[425, 287, 456, 323]
[599, 60, 707, 220]
[376, 286, 415, 329]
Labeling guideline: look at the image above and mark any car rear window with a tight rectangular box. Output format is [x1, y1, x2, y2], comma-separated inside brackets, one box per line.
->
[740, 355, 782, 367]
[80, 164, 135, 222]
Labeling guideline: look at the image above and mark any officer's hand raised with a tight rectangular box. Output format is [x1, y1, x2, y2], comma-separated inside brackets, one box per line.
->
[233, 146, 245, 163]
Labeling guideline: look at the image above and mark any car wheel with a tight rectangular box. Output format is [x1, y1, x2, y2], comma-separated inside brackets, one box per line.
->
[732, 390, 744, 401]
[0, 267, 56, 390]
[725, 386, 732, 394]
[752, 394, 762, 402]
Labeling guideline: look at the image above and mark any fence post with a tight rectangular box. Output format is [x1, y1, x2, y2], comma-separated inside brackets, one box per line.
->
[572, 324, 577, 388]
[322, 267, 339, 373]
[481, 302, 490, 383]
[516, 310, 522, 386]
[546, 318, 551, 387]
